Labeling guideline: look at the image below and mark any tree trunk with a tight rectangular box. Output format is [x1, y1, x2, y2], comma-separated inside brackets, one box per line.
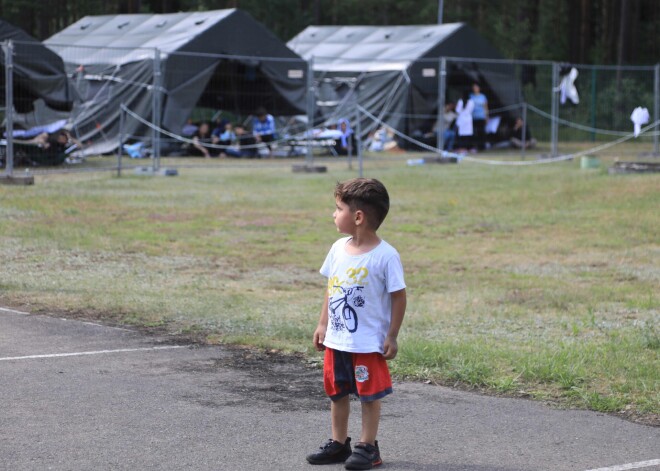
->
[617, 0, 630, 66]
[579, 0, 592, 63]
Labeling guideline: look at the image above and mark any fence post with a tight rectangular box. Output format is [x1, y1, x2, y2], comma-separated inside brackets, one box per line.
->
[437, 57, 447, 152]
[521, 102, 527, 161]
[117, 104, 125, 178]
[2, 40, 14, 177]
[152, 48, 162, 171]
[654, 63, 659, 156]
[347, 127, 353, 171]
[347, 87, 357, 171]
[550, 62, 559, 158]
[306, 56, 315, 167]
[590, 68, 597, 142]
[356, 106, 363, 178]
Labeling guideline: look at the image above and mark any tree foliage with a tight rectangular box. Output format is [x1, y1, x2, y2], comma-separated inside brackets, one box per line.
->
[0, 0, 657, 65]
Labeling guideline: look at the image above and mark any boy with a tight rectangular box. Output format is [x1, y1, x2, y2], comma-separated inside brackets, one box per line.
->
[307, 178, 407, 470]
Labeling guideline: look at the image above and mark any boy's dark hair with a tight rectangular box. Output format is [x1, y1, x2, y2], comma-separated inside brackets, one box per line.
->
[335, 178, 390, 230]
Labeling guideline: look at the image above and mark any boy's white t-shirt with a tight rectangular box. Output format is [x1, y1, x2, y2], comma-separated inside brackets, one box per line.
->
[320, 237, 406, 353]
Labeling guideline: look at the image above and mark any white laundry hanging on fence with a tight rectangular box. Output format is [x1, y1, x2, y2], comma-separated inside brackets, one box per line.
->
[630, 107, 650, 138]
[556, 67, 580, 105]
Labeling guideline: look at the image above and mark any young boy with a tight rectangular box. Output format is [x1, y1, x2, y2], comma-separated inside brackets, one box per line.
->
[307, 178, 407, 470]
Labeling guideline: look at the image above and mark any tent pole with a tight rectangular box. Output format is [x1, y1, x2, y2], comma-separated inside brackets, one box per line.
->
[437, 57, 447, 153]
[2, 40, 14, 178]
[347, 130, 353, 171]
[551, 62, 559, 158]
[152, 48, 162, 171]
[356, 106, 363, 178]
[654, 63, 659, 156]
[118, 104, 125, 178]
[306, 56, 315, 167]
[521, 102, 527, 161]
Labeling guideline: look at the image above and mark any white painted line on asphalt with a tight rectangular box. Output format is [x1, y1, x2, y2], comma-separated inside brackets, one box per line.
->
[71, 319, 134, 332]
[1, 306, 133, 331]
[0, 306, 30, 315]
[0, 345, 188, 362]
[584, 459, 660, 471]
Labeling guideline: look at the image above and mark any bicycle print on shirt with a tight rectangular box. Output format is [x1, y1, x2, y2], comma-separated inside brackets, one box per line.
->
[328, 267, 368, 334]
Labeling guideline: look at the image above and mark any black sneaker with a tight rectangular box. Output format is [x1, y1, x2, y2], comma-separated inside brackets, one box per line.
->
[344, 441, 382, 470]
[306, 437, 352, 465]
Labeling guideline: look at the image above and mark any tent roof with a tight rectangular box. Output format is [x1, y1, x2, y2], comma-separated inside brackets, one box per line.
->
[0, 20, 75, 112]
[288, 23, 466, 72]
[46, 9, 302, 66]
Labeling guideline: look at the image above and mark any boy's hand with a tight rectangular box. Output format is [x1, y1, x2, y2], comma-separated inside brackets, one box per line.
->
[382, 336, 398, 360]
[313, 325, 326, 351]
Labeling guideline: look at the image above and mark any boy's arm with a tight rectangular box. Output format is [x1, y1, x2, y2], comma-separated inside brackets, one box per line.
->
[313, 290, 329, 351]
[383, 288, 407, 360]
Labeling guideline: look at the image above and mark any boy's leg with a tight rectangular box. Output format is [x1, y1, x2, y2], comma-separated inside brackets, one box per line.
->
[307, 348, 354, 465]
[345, 400, 383, 469]
[307, 398, 352, 465]
[359, 399, 381, 445]
[331, 395, 350, 443]
[344, 353, 390, 469]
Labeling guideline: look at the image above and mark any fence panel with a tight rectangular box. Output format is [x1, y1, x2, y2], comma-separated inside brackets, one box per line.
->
[2, 42, 658, 177]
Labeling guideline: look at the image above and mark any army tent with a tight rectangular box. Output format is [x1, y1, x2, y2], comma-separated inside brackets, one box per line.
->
[45, 9, 308, 154]
[288, 23, 523, 140]
[0, 20, 75, 115]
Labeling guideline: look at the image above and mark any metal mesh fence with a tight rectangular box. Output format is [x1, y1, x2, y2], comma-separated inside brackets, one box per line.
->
[2, 39, 659, 178]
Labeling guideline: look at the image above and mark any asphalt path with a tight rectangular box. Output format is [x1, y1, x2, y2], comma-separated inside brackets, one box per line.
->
[0, 307, 658, 471]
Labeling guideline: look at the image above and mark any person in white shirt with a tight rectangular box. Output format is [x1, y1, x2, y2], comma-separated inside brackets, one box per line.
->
[455, 90, 475, 151]
[307, 178, 406, 470]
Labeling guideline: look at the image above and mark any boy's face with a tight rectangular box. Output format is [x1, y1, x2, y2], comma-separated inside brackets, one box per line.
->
[333, 198, 356, 235]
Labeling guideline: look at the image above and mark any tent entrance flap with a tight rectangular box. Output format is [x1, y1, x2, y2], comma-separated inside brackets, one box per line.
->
[190, 58, 306, 119]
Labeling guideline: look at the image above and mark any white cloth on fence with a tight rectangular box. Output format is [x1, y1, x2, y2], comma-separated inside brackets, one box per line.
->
[630, 106, 650, 138]
[557, 67, 580, 105]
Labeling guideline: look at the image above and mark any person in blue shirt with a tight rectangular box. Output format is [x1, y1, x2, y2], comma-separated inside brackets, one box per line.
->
[220, 124, 257, 158]
[252, 107, 276, 157]
[469, 82, 489, 150]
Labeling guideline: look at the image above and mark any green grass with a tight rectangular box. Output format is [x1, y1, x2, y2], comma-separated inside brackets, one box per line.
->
[1, 150, 658, 421]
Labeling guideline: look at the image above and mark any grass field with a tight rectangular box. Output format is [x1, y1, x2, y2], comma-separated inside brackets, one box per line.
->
[1, 149, 658, 423]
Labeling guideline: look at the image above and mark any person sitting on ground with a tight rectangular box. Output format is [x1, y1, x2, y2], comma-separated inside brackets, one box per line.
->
[182, 118, 198, 137]
[214, 122, 236, 156]
[424, 101, 458, 151]
[211, 117, 229, 143]
[510, 117, 537, 149]
[16, 129, 82, 166]
[252, 107, 276, 157]
[220, 124, 257, 158]
[368, 126, 398, 152]
[334, 118, 354, 156]
[190, 122, 213, 158]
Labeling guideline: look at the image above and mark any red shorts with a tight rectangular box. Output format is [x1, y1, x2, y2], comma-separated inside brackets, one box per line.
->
[323, 348, 393, 402]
